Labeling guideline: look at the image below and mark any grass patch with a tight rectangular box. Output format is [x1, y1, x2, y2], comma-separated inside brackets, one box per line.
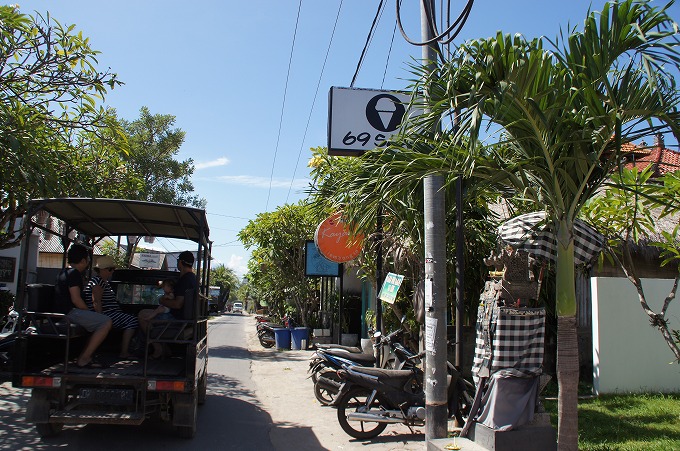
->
[543, 393, 680, 450]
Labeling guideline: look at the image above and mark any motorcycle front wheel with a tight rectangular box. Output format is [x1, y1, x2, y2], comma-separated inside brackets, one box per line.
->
[336, 387, 388, 439]
[258, 334, 275, 348]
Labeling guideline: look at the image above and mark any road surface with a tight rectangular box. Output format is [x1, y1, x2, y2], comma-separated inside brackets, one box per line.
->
[0, 314, 427, 450]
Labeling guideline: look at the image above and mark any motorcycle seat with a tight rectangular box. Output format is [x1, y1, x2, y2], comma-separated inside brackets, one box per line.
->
[316, 344, 363, 353]
[349, 366, 414, 379]
[346, 365, 417, 390]
[258, 323, 283, 329]
[323, 348, 375, 365]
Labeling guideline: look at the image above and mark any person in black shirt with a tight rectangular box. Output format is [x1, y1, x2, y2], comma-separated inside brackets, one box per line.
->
[138, 251, 197, 359]
[163, 251, 197, 319]
[54, 244, 111, 368]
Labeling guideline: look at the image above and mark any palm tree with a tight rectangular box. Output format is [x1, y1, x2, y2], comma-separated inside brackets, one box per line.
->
[410, 1, 680, 448]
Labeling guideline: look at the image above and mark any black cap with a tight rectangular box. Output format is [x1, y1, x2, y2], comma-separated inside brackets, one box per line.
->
[178, 251, 194, 266]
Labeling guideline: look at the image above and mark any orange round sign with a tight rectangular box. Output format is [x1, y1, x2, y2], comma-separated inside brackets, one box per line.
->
[314, 213, 364, 263]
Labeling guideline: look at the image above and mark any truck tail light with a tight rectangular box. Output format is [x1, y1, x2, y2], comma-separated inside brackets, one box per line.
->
[22, 376, 61, 388]
[147, 380, 185, 392]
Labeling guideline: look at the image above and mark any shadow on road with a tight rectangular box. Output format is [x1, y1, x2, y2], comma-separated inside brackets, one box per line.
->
[209, 343, 251, 361]
[0, 373, 325, 451]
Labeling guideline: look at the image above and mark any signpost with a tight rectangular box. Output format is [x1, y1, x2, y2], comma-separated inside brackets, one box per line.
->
[327, 87, 414, 156]
[314, 212, 363, 264]
[304, 240, 341, 277]
[378, 272, 405, 304]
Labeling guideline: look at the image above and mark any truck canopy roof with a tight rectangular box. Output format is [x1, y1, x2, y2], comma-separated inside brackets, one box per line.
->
[26, 198, 210, 247]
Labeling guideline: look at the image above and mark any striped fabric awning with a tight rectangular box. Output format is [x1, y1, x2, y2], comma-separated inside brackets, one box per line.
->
[498, 211, 605, 266]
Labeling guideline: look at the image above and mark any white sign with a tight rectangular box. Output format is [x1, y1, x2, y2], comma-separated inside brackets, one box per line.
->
[378, 272, 405, 304]
[135, 252, 161, 269]
[328, 87, 414, 156]
[425, 318, 437, 354]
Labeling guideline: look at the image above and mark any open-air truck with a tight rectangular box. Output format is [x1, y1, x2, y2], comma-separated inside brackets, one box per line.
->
[11, 198, 212, 438]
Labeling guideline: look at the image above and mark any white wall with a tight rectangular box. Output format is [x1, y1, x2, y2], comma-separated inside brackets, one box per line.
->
[592, 277, 680, 394]
[0, 219, 38, 295]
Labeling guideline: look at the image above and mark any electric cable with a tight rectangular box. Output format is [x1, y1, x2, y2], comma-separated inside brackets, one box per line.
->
[266, 0, 302, 211]
[381, 16, 398, 89]
[207, 212, 250, 221]
[438, 0, 473, 45]
[350, 0, 387, 87]
[285, 0, 344, 203]
[395, 0, 474, 46]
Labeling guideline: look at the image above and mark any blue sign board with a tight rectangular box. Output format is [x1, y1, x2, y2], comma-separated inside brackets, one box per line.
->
[305, 241, 341, 277]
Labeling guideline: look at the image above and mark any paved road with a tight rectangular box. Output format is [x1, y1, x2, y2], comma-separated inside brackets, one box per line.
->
[0, 314, 277, 450]
[0, 313, 429, 450]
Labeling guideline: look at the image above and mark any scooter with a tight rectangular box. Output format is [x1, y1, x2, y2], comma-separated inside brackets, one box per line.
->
[333, 351, 474, 439]
[309, 329, 419, 405]
[256, 314, 293, 349]
[0, 307, 21, 381]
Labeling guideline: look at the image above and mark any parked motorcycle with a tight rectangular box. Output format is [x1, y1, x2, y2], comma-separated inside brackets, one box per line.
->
[309, 329, 419, 406]
[333, 351, 474, 439]
[256, 314, 293, 349]
[0, 307, 20, 381]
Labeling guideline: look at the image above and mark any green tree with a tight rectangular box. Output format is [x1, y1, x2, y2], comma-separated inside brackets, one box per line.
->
[122, 107, 205, 208]
[210, 264, 240, 300]
[412, 1, 680, 448]
[582, 167, 680, 361]
[308, 139, 499, 328]
[70, 109, 142, 199]
[238, 203, 320, 326]
[0, 6, 122, 248]
[235, 277, 253, 310]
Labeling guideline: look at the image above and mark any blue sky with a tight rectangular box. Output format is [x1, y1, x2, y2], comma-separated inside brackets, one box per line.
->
[15, 1, 680, 276]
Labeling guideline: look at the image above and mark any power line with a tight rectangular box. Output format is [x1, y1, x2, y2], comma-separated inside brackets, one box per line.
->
[351, 0, 387, 88]
[266, 0, 303, 211]
[381, 14, 398, 89]
[285, 0, 345, 203]
[206, 212, 250, 221]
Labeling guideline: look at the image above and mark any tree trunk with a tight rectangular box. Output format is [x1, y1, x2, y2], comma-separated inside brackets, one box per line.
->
[555, 220, 579, 450]
[557, 315, 579, 451]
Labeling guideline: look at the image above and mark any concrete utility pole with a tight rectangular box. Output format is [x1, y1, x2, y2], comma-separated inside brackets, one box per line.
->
[421, 0, 448, 441]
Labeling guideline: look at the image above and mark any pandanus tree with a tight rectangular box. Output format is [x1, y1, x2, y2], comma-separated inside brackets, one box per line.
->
[407, 1, 680, 448]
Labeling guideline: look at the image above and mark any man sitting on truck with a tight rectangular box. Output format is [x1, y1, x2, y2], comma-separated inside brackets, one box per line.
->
[54, 244, 112, 368]
[138, 250, 197, 359]
[162, 251, 197, 320]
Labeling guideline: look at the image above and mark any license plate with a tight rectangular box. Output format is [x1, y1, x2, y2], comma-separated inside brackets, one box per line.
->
[78, 388, 134, 405]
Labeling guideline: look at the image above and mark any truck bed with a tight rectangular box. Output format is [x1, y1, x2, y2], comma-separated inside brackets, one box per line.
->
[37, 354, 187, 378]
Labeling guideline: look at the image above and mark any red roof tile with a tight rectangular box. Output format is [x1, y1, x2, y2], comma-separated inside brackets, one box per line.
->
[621, 141, 680, 177]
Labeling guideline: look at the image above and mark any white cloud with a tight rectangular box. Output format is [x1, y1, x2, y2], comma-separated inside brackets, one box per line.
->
[216, 175, 309, 189]
[228, 254, 247, 278]
[195, 157, 230, 170]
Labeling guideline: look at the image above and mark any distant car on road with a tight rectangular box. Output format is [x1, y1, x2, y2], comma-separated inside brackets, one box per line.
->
[232, 302, 243, 314]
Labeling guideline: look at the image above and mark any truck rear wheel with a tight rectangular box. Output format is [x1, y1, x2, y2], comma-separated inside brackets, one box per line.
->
[197, 365, 207, 405]
[29, 389, 62, 438]
[173, 393, 197, 439]
[36, 422, 63, 438]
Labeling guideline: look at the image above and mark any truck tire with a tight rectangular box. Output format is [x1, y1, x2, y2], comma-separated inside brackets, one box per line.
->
[197, 365, 207, 405]
[173, 393, 197, 439]
[29, 389, 63, 437]
[36, 422, 63, 438]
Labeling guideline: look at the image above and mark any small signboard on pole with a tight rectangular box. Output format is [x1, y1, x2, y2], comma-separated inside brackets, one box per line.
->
[327, 87, 415, 156]
[378, 272, 405, 304]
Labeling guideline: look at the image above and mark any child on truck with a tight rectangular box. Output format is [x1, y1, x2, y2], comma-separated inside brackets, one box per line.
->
[137, 278, 176, 359]
[153, 278, 175, 318]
